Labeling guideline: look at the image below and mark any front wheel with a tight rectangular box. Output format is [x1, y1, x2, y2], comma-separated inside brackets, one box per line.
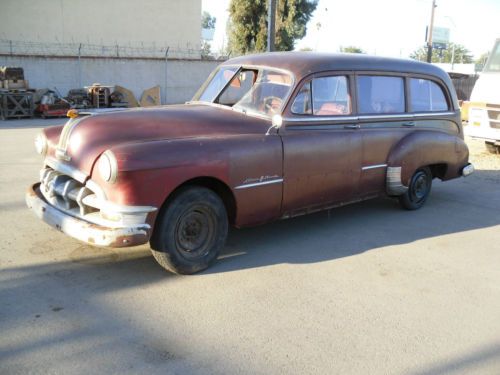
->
[398, 167, 432, 210]
[150, 186, 228, 274]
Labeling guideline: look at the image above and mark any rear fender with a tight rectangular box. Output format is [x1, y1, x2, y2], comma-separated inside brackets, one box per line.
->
[386, 131, 469, 195]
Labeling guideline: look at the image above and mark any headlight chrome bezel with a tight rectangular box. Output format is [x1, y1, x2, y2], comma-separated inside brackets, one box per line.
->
[34, 133, 48, 156]
[97, 150, 118, 184]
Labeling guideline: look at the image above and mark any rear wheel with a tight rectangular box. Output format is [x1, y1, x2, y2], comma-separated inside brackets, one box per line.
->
[398, 167, 432, 210]
[485, 142, 499, 154]
[150, 186, 228, 274]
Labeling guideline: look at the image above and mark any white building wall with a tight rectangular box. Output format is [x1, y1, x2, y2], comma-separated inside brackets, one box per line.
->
[0, 56, 220, 104]
[0, 0, 201, 57]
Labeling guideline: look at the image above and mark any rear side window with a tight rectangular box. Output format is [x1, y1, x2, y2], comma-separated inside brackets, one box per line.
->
[357, 76, 405, 114]
[291, 75, 351, 115]
[410, 78, 448, 112]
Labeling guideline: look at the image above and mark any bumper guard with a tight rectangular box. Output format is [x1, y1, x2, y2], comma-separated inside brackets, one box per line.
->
[26, 183, 151, 247]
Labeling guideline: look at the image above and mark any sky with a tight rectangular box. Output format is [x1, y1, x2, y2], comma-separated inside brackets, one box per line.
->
[202, 0, 500, 59]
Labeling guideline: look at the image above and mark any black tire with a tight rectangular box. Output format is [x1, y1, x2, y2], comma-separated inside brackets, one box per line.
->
[150, 186, 228, 275]
[485, 142, 499, 154]
[398, 167, 432, 210]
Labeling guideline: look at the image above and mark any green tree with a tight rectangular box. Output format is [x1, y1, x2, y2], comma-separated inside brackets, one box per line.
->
[475, 51, 490, 66]
[410, 43, 473, 63]
[202, 11, 217, 29]
[227, 0, 318, 55]
[201, 12, 217, 59]
[339, 46, 365, 54]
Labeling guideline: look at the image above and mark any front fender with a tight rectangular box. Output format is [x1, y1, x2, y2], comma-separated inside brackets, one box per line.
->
[386, 131, 469, 195]
[95, 134, 283, 227]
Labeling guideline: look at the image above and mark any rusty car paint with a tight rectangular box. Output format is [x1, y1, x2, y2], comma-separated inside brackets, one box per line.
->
[30, 52, 472, 248]
[386, 130, 468, 186]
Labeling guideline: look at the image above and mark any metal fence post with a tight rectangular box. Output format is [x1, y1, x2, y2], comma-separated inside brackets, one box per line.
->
[78, 43, 82, 88]
[164, 47, 169, 105]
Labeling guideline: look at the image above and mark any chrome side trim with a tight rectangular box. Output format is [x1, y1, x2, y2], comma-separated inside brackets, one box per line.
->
[45, 157, 88, 183]
[283, 111, 457, 125]
[284, 115, 358, 123]
[362, 164, 387, 171]
[413, 111, 456, 118]
[235, 178, 284, 190]
[357, 114, 413, 120]
[386, 166, 408, 196]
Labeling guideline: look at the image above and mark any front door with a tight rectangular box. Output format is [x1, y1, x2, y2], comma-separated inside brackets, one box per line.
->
[280, 74, 362, 216]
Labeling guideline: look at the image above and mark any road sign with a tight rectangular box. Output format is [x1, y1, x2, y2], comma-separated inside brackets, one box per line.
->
[432, 27, 450, 44]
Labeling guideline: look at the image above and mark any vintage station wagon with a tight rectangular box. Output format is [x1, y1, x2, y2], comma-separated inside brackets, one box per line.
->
[26, 52, 474, 274]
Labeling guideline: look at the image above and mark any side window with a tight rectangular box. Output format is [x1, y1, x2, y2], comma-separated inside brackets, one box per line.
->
[291, 75, 351, 116]
[291, 81, 312, 114]
[312, 76, 351, 115]
[410, 78, 448, 112]
[218, 70, 257, 106]
[357, 76, 405, 114]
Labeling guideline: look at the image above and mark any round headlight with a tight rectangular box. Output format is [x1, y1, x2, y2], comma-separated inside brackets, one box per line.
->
[97, 150, 118, 183]
[34, 133, 48, 156]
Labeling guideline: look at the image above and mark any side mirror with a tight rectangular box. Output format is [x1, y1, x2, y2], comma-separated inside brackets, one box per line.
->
[271, 114, 283, 129]
[266, 114, 284, 136]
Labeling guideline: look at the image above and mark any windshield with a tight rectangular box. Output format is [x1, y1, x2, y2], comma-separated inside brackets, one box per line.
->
[484, 40, 500, 72]
[193, 66, 293, 117]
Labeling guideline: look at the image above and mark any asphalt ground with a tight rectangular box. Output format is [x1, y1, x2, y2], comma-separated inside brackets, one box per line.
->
[1, 118, 499, 374]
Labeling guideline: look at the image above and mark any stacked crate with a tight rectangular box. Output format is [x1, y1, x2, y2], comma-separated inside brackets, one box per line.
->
[0, 67, 34, 120]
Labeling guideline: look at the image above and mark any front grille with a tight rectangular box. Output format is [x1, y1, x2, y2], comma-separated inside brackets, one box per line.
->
[487, 105, 500, 129]
[40, 167, 98, 216]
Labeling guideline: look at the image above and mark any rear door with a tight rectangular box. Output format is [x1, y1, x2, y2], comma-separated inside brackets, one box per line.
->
[280, 73, 362, 216]
[355, 73, 414, 196]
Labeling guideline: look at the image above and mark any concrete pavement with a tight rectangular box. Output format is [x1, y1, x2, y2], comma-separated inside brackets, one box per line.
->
[1, 119, 499, 374]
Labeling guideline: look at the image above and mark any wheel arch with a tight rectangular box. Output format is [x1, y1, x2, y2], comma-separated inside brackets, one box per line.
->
[386, 131, 466, 195]
[153, 176, 237, 230]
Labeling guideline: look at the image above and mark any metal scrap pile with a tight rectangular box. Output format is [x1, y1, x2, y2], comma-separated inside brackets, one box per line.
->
[0, 66, 162, 120]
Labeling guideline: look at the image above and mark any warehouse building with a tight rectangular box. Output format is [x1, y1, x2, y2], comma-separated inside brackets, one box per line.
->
[0, 0, 220, 105]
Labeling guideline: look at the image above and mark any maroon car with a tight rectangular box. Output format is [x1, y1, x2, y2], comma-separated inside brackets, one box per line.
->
[26, 52, 474, 274]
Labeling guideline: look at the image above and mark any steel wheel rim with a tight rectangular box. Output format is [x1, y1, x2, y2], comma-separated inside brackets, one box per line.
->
[175, 205, 217, 260]
[410, 171, 429, 203]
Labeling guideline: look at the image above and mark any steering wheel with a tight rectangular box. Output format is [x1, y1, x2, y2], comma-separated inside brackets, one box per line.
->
[263, 96, 282, 113]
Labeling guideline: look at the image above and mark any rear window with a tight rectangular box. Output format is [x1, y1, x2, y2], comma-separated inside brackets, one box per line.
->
[357, 76, 405, 114]
[410, 78, 448, 112]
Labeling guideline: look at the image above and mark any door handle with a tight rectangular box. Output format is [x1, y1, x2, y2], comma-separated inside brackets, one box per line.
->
[344, 124, 360, 129]
[403, 121, 415, 127]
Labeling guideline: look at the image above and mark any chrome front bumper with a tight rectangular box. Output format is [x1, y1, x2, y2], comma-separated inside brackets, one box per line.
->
[26, 183, 151, 247]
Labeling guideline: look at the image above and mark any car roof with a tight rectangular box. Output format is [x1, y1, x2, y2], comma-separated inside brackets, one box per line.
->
[222, 52, 452, 84]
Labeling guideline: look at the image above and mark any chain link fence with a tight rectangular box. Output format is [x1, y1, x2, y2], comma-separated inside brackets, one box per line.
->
[0, 39, 217, 60]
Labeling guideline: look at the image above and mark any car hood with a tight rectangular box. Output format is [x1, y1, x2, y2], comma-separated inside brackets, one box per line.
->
[57, 103, 270, 175]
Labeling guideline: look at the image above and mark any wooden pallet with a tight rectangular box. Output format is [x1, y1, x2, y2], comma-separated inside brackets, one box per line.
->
[0, 91, 34, 120]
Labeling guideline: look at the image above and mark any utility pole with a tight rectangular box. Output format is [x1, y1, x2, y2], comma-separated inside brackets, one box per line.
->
[267, 0, 276, 52]
[426, 0, 437, 63]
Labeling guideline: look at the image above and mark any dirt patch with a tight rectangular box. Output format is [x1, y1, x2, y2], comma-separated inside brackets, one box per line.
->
[465, 136, 500, 182]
